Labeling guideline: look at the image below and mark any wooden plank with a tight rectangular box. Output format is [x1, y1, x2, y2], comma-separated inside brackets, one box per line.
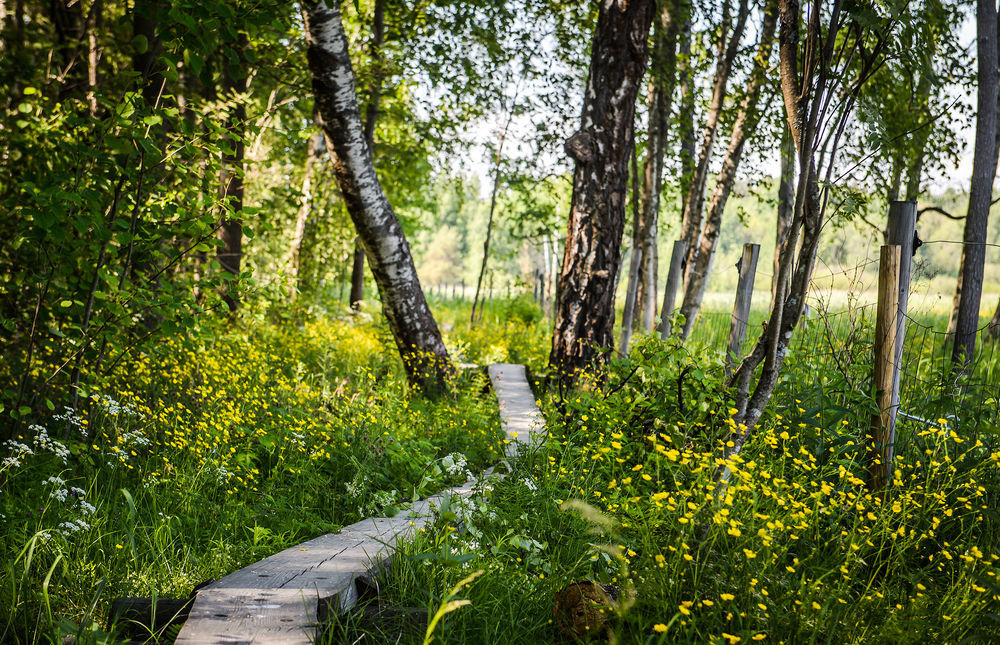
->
[177, 363, 545, 644]
[487, 363, 545, 454]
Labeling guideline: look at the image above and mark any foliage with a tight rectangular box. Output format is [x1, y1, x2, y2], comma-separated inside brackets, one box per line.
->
[0, 309, 504, 642]
[339, 315, 1000, 644]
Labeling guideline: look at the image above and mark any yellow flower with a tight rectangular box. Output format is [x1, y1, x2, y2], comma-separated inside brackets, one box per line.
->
[720, 594, 735, 601]
[653, 624, 668, 633]
[743, 548, 757, 559]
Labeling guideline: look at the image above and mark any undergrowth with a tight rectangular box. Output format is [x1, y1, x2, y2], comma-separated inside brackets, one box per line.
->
[0, 304, 506, 643]
[334, 317, 1000, 644]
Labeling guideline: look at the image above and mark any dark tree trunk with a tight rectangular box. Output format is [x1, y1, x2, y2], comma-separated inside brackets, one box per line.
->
[349, 0, 384, 311]
[633, 0, 679, 331]
[49, 0, 86, 101]
[549, 0, 655, 381]
[678, 0, 777, 340]
[302, 0, 451, 390]
[951, 0, 998, 366]
[217, 32, 248, 312]
[349, 242, 365, 307]
[772, 125, 795, 306]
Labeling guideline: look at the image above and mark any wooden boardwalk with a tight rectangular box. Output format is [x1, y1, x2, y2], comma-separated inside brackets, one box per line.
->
[174, 363, 543, 644]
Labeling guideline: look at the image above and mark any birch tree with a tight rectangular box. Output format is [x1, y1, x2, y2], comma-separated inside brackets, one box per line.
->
[677, 0, 778, 339]
[550, 0, 655, 382]
[302, 0, 452, 390]
[718, 0, 888, 480]
[677, 0, 750, 280]
[631, 0, 679, 331]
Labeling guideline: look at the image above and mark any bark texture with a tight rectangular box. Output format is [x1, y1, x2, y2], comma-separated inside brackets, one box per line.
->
[950, 0, 998, 366]
[772, 125, 795, 306]
[550, 0, 655, 381]
[633, 0, 679, 330]
[678, 0, 750, 273]
[302, 0, 451, 389]
[678, 0, 777, 339]
[349, 0, 385, 310]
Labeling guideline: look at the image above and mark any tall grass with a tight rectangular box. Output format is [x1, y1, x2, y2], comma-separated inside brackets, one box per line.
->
[333, 304, 1000, 644]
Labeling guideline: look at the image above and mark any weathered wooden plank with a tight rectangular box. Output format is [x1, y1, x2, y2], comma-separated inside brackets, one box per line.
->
[487, 363, 544, 454]
[176, 363, 545, 644]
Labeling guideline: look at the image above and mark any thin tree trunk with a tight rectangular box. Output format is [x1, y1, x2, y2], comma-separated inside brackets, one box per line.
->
[550, 0, 655, 381]
[633, 0, 679, 330]
[623, 142, 643, 349]
[349, 0, 385, 310]
[772, 125, 795, 306]
[676, 0, 695, 227]
[471, 96, 518, 324]
[950, 0, 998, 367]
[678, 0, 777, 340]
[302, 0, 451, 390]
[217, 32, 248, 312]
[989, 296, 1000, 340]
[290, 125, 324, 290]
[85, 0, 101, 115]
[678, 0, 750, 275]
[717, 0, 886, 481]
[349, 243, 365, 307]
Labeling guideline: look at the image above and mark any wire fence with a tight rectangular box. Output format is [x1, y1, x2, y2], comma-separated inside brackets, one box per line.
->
[681, 245, 1000, 446]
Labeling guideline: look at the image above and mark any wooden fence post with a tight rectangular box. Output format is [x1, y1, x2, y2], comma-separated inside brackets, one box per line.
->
[660, 240, 687, 339]
[619, 247, 642, 355]
[725, 243, 760, 378]
[868, 244, 901, 489]
[886, 200, 916, 438]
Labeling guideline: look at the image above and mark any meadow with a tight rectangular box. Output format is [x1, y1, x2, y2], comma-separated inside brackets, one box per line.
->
[329, 298, 1000, 645]
[0, 301, 523, 643]
[1, 294, 998, 644]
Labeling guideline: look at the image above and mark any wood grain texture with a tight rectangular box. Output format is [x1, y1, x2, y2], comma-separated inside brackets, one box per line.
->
[868, 245, 900, 489]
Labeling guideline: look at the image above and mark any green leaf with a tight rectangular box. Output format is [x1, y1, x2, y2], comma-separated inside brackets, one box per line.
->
[60, 300, 72, 308]
[45, 399, 55, 411]
[132, 34, 149, 54]
[142, 115, 163, 126]
[22, 86, 37, 96]
[18, 406, 31, 416]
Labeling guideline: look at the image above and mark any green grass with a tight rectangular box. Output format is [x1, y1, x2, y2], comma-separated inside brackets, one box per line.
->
[333, 305, 1000, 645]
[0, 304, 507, 644]
[3, 295, 998, 644]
